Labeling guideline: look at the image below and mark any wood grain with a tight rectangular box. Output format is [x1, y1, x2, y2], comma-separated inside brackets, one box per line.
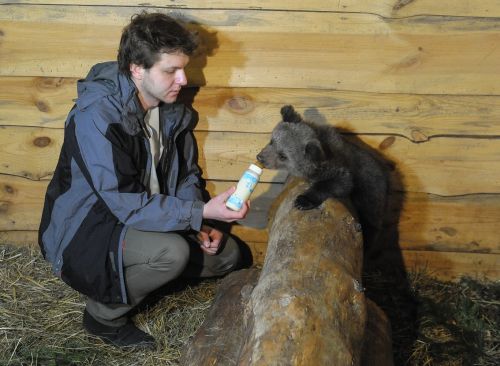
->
[3, 78, 500, 142]
[3, 1, 499, 18]
[1, 1, 500, 280]
[1, 5, 499, 94]
[2, 176, 499, 254]
[2, 125, 499, 195]
[4, 236, 498, 281]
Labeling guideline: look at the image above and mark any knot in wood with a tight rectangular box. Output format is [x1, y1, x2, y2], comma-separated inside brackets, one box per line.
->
[35, 100, 50, 112]
[33, 136, 51, 148]
[226, 95, 254, 114]
[411, 129, 428, 142]
[0, 202, 9, 213]
[379, 136, 395, 150]
[36, 77, 64, 89]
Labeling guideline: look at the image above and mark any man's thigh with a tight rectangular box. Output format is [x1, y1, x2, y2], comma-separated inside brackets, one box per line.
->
[123, 228, 190, 268]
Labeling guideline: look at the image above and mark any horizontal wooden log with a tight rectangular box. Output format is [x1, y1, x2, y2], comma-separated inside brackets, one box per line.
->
[246, 241, 500, 281]
[399, 250, 500, 281]
[3, 78, 500, 142]
[230, 192, 500, 255]
[0, 231, 40, 248]
[2, 125, 500, 195]
[5, 1, 499, 18]
[387, 192, 500, 254]
[2, 175, 500, 254]
[0, 126, 62, 180]
[2, 173, 498, 280]
[2, 6, 500, 94]
[5, 229, 498, 281]
[0, 77, 74, 129]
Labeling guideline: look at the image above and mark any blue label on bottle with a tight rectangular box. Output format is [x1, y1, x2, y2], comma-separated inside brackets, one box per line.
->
[226, 195, 243, 209]
[241, 172, 258, 192]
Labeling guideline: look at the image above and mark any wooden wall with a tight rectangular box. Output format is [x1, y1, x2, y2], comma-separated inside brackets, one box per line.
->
[1, 1, 499, 280]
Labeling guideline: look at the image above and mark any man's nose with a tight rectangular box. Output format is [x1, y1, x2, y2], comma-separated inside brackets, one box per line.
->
[176, 70, 187, 85]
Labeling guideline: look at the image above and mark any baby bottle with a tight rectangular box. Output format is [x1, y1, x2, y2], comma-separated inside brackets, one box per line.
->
[226, 163, 263, 211]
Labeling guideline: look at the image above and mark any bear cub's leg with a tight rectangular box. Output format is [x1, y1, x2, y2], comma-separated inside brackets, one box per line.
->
[294, 167, 353, 210]
[294, 182, 329, 210]
[294, 179, 350, 210]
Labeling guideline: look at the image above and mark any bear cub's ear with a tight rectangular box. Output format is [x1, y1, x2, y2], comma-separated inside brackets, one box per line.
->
[305, 140, 325, 161]
[280, 105, 303, 123]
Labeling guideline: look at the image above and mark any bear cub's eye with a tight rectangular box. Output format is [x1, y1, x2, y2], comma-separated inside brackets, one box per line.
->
[278, 152, 287, 161]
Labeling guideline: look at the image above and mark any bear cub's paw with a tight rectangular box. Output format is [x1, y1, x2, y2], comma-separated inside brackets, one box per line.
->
[294, 194, 321, 210]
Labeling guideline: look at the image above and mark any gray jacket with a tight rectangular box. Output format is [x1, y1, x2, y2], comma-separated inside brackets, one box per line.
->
[39, 62, 204, 304]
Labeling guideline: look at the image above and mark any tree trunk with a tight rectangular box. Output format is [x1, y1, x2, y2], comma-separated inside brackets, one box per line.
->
[180, 268, 261, 366]
[181, 178, 393, 366]
[237, 179, 367, 365]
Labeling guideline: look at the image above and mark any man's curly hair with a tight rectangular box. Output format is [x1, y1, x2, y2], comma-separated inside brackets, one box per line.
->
[117, 12, 198, 77]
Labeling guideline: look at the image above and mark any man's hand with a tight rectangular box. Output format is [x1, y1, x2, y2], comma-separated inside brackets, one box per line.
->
[202, 186, 250, 222]
[197, 225, 224, 255]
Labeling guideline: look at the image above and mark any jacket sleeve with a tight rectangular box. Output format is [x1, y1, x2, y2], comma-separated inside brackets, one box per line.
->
[74, 100, 204, 232]
[175, 128, 205, 202]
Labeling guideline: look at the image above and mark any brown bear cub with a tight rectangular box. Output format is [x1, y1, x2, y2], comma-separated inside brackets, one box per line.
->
[257, 105, 389, 246]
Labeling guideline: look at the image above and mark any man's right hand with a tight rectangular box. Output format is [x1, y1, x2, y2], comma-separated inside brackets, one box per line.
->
[202, 186, 250, 222]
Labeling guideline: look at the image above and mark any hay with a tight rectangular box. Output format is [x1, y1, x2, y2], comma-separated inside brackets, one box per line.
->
[1, 243, 498, 365]
[363, 268, 499, 366]
[0, 244, 216, 366]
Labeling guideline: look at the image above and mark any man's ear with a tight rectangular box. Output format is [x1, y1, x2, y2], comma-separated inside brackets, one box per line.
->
[130, 64, 145, 80]
[305, 140, 325, 161]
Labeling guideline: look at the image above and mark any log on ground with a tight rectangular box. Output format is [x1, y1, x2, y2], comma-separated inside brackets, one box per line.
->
[238, 179, 367, 365]
[182, 178, 393, 365]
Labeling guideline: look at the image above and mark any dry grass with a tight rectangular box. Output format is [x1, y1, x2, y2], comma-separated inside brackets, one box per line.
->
[363, 269, 500, 366]
[1, 243, 498, 365]
[0, 244, 217, 366]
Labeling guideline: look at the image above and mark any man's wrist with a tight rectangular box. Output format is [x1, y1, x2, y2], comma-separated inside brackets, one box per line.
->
[190, 200, 204, 231]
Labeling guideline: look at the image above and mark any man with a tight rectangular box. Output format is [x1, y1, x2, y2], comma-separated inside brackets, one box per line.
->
[38, 12, 248, 350]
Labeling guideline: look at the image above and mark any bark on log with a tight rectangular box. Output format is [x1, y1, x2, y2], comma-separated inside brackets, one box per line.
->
[181, 178, 393, 365]
[237, 179, 367, 365]
[362, 299, 394, 366]
[180, 268, 261, 366]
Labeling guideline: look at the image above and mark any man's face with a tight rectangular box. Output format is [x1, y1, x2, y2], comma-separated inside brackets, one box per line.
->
[132, 52, 189, 110]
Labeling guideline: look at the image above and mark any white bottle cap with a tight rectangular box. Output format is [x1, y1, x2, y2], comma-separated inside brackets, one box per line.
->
[248, 164, 263, 175]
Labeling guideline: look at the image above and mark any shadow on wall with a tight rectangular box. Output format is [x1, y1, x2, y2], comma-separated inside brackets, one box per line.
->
[173, 18, 257, 265]
[176, 16, 247, 186]
[305, 107, 420, 365]
[179, 15, 287, 233]
[177, 18, 418, 363]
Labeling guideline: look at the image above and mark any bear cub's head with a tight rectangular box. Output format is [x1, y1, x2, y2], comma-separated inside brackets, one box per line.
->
[256, 105, 326, 178]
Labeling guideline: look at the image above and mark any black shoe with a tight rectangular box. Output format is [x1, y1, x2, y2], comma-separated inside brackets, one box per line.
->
[83, 309, 156, 350]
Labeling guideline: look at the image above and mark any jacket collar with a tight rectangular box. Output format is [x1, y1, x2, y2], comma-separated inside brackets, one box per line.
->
[76, 62, 189, 136]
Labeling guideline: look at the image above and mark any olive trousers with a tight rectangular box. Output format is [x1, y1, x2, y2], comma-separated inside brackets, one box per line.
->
[85, 227, 241, 326]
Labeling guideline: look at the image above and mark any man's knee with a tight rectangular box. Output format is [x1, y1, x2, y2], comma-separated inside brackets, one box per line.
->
[225, 237, 242, 268]
[149, 235, 190, 276]
[212, 236, 242, 275]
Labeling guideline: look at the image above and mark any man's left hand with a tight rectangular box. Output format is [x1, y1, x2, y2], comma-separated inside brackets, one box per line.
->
[197, 225, 223, 255]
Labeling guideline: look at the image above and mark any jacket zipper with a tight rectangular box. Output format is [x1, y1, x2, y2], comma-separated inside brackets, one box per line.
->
[160, 112, 182, 195]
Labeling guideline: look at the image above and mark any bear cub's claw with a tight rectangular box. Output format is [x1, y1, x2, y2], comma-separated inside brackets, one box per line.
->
[294, 194, 320, 210]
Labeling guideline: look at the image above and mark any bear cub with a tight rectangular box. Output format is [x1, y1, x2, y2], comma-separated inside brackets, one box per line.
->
[257, 105, 389, 245]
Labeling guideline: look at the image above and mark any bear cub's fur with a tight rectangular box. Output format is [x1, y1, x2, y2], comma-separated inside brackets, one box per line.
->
[257, 105, 389, 245]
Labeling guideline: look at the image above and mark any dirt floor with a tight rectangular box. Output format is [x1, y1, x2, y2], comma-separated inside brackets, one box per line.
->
[1, 244, 498, 365]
